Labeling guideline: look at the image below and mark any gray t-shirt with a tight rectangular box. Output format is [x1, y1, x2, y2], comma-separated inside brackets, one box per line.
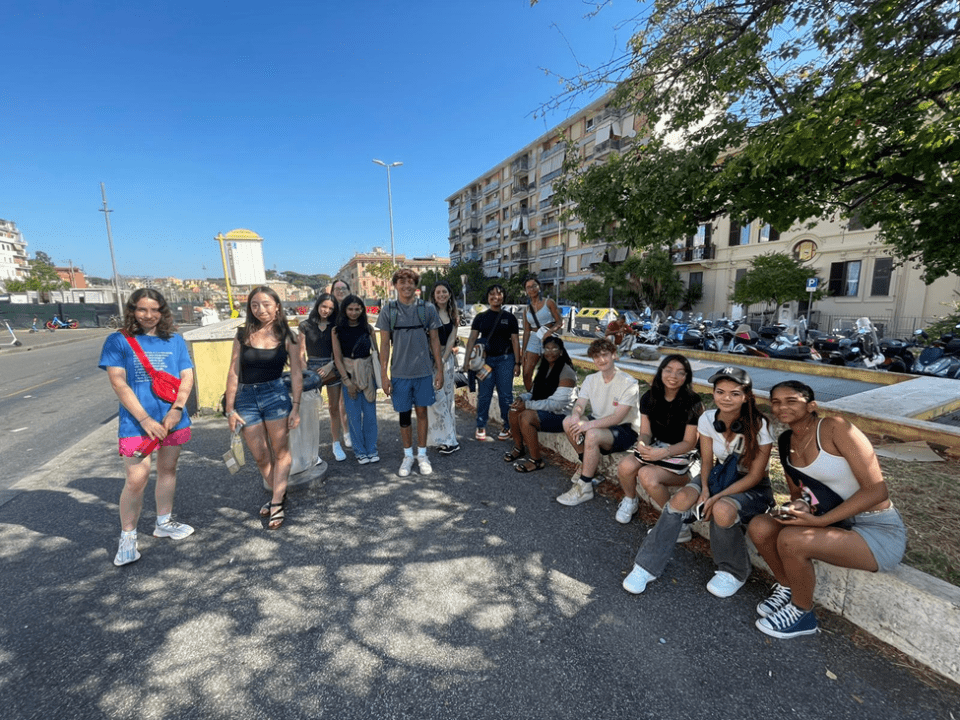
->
[376, 299, 442, 379]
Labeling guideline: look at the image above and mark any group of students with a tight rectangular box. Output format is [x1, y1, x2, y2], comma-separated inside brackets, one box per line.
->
[529, 339, 906, 639]
[100, 279, 907, 642]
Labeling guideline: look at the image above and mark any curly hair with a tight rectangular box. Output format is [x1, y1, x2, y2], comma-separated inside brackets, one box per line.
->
[123, 288, 175, 340]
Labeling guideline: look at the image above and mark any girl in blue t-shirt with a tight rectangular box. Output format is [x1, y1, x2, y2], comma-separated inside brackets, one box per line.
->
[98, 288, 195, 567]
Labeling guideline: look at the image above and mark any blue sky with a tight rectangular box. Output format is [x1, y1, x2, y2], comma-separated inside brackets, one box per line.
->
[4, 0, 642, 281]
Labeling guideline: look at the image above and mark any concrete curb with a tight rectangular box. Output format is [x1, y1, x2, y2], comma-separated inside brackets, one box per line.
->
[460, 386, 960, 684]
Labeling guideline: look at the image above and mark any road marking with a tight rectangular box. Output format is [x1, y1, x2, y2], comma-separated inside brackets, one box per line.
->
[1, 377, 62, 399]
[11, 427, 28, 433]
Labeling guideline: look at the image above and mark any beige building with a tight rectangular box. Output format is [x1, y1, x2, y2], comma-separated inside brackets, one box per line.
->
[335, 247, 450, 300]
[446, 94, 641, 294]
[446, 88, 959, 335]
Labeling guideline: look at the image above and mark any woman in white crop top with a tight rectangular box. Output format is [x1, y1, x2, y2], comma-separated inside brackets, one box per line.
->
[748, 380, 906, 640]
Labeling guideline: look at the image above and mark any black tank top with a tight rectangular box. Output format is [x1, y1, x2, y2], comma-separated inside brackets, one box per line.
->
[438, 319, 454, 348]
[300, 319, 333, 358]
[336, 324, 371, 358]
[239, 342, 288, 383]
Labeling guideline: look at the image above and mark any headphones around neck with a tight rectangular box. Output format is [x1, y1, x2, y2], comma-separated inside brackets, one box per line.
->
[713, 415, 745, 434]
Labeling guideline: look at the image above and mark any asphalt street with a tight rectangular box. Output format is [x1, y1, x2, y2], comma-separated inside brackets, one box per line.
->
[0, 329, 120, 492]
[1, 389, 958, 720]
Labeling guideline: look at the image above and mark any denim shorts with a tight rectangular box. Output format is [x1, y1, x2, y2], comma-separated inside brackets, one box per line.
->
[600, 423, 639, 455]
[536, 410, 566, 433]
[853, 506, 906, 571]
[235, 378, 292, 427]
[307, 356, 341, 387]
[390, 375, 435, 413]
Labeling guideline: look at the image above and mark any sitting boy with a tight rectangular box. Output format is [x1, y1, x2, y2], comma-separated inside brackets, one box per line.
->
[557, 338, 640, 506]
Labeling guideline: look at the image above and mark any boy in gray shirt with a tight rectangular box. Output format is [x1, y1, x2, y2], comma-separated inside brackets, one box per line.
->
[376, 268, 444, 477]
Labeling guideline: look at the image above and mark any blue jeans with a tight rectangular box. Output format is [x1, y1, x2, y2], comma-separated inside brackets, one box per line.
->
[476, 354, 515, 431]
[343, 389, 378, 458]
[234, 378, 292, 427]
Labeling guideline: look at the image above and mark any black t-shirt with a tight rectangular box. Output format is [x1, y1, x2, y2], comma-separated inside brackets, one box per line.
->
[438, 319, 455, 348]
[471, 309, 519, 357]
[639, 390, 703, 444]
[300, 319, 333, 358]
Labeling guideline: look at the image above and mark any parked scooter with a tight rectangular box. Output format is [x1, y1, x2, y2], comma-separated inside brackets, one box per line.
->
[912, 324, 960, 378]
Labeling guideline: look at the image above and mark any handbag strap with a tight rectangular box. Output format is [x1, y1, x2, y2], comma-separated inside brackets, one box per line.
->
[122, 332, 160, 379]
[528, 301, 541, 329]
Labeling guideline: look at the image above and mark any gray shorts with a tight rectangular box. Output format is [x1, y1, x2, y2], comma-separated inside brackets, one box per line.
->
[853, 507, 906, 571]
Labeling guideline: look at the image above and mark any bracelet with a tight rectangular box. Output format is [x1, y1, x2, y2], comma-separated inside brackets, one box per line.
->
[292, 401, 300, 405]
[226, 410, 237, 417]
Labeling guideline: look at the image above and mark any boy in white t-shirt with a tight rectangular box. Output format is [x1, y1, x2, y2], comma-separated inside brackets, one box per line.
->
[557, 339, 639, 506]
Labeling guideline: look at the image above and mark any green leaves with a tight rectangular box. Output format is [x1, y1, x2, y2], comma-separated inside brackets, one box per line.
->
[552, 0, 960, 282]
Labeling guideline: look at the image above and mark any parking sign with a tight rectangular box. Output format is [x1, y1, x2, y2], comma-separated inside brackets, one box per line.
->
[806, 278, 819, 292]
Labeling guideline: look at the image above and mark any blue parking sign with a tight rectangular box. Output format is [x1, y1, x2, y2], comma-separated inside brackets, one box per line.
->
[806, 278, 819, 292]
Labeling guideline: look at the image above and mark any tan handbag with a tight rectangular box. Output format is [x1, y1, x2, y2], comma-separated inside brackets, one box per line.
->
[223, 428, 245, 474]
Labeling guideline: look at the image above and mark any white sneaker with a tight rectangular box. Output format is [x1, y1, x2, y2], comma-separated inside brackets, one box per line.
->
[677, 525, 693, 543]
[615, 496, 639, 524]
[622, 564, 656, 594]
[113, 533, 140, 566]
[417, 455, 433, 475]
[707, 570, 746, 598]
[398, 455, 415, 477]
[357, 455, 370, 465]
[368, 454, 380, 464]
[153, 518, 195, 540]
[556, 480, 594, 506]
[332, 442, 347, 462]
[343, 431, 352, 448]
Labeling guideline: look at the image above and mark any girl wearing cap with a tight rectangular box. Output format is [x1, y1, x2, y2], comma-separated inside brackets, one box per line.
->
[622, 366, 773, 598]
[747, 380, 905, 639]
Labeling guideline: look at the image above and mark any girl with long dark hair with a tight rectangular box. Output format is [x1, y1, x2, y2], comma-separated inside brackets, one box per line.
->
[223, 286, 302, 530]
[622, 367, 773, 598]
[99, 288, 195, 566]
[747, 380, 905, 639]
[332, 294, 380, 463]
[615, 354, 703, 529]
[300, 292, 346, 461]
[426, 281, 461, 454]
[520, 274, 562, 391]
[504, 336, 577, 472]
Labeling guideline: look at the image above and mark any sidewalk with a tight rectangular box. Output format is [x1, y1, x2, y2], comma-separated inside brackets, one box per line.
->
[1, 402, 958, 719]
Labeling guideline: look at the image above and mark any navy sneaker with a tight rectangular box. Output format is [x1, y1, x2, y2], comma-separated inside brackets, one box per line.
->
[756, 602, 818, 639]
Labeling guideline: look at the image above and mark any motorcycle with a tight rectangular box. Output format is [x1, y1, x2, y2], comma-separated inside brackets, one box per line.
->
[912, 324, 960, 378]
[45, 315, 79, 330]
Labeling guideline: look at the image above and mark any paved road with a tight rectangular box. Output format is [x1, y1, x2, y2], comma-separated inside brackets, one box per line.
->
[1, 400, 957, 720]
[0, 330, 118, 491]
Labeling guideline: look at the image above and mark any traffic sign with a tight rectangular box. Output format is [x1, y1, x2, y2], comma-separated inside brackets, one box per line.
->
[806, 277, 819, 292]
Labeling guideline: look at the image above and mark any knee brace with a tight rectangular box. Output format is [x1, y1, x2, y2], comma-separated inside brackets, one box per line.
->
[398, 410, 412, 428]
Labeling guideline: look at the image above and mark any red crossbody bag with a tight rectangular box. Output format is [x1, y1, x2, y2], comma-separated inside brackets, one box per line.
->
[122, 332, 181, 403]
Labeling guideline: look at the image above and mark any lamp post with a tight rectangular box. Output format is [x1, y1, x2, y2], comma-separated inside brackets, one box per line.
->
[372, 159, 403, 268]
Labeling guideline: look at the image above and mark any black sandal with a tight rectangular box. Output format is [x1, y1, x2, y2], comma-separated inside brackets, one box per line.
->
[503, 446, 525, 463]
[514, 457, 545, 473]
[260, 492, 285, 517]
[267, 498, 286, 529]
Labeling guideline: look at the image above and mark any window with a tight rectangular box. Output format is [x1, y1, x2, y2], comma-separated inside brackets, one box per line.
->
[728, 220, 751, 246]
[829, 260, 862, 297]
[689, 272, 703, 288]
[759, 224, 780, 243]
[871, 257, 893, 296]
[735, 268, 747, 284]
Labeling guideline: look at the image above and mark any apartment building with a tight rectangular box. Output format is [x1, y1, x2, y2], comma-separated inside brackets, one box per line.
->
[446, 88, 959, 334]
[445, 94, 641, 294]
[335, 247, 450, 300]
[0, 219, 29, 283]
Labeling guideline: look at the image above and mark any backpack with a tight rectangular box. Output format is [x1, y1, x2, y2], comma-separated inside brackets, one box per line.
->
[387, 299, 428, 334]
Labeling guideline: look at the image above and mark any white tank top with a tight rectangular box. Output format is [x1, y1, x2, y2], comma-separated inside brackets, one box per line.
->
[785, 419, 860, 500]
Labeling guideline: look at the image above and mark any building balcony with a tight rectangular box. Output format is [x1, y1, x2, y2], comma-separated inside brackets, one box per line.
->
[541, 168, 563, 184]
[483, 180, 500, 194]
[482, 197, 500, 211]
[511, 157, 530, 172]
[541, 143, 565, 161]
[593, 138, 623, 157]
[539, 245, 564, 260]
[512, 182, 535, 195]
[539, 219, 559, 234]
[483, 237, 501, 250]
[672, 244, 716, 263]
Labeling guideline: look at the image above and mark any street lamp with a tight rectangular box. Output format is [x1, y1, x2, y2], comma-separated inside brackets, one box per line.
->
[372, 159, 403, 268]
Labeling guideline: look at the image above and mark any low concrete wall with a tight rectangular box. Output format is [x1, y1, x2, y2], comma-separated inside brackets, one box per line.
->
[458, 386, 960, 684]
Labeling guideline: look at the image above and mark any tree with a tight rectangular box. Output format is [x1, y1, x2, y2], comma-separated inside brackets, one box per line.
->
[6, 256, 68, 300]
[281, 272, 332, 292]
[730, 252, 824, 321]
[448, 259, 488, 304]
[564, 278, 607, 308]
[366, 260, 400, 300]
[34, 250, 54, 266]
[550, 0, 960, 282]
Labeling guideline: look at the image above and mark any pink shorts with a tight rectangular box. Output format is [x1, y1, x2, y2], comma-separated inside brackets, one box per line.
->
[118, 427, 192, 457]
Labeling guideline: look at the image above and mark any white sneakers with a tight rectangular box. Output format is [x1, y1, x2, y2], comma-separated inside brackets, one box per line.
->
[706, 570, 746, 598]
[398, 455, 416, 477]
[417, 455, 433, 475]
[332, 441, 347, 462]
[615, 496, 639, 524]
[622, 564, 656, 594]
[113, 532, 140, 566]
[556, 479, 594, 506]
[153, 518, 195, 540]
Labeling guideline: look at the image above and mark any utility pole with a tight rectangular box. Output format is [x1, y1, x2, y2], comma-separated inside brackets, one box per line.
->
[99, 183, 124, 318]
